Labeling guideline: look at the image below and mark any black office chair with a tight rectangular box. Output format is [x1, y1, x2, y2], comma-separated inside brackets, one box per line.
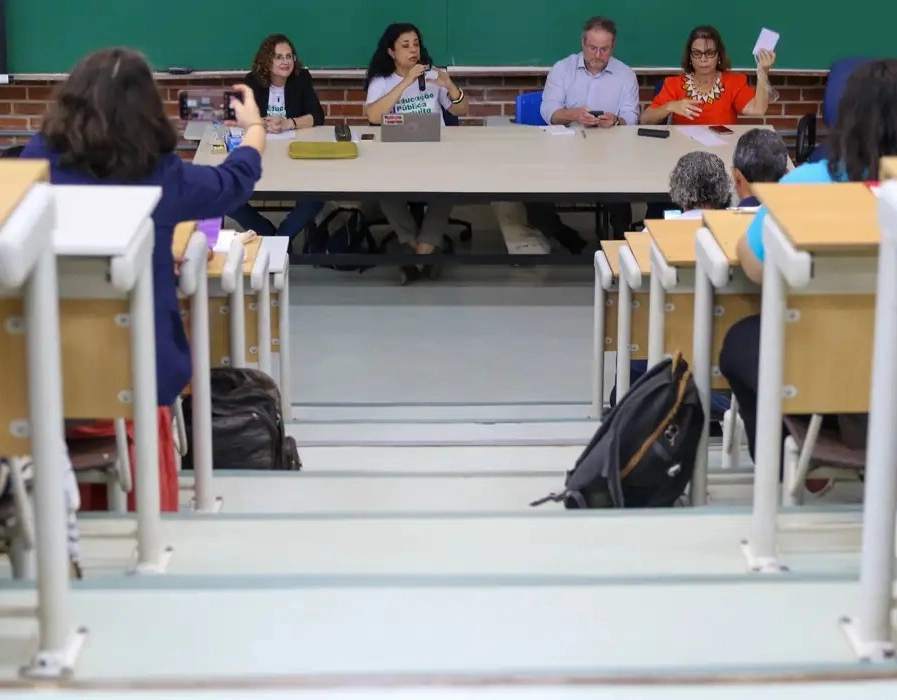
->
[369, 108, 473, 249]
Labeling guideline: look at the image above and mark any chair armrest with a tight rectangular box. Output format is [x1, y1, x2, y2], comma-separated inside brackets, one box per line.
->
[795, 113, 817, 165]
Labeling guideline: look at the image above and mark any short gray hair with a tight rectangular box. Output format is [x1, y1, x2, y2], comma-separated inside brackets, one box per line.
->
[669, 151, 732, 211]
[732, 128, 789, 183]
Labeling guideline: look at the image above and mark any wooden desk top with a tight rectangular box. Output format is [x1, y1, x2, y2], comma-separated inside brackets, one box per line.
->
[0, 160, 48, 227]
[701, 210, 753, 264]
[192, 124, 772, 198]
[172, 224, 261, 278]
[752, 183, 879, 253]
[623, 231, 652, 274]
[645, 219, 701, 266]
[882, 157, 897, 180]
[599, 240, 625, 276]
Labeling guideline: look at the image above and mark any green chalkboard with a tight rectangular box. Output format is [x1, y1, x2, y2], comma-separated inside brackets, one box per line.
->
[7, 0, 893, 73]
[7, 0, 449, 73]
[445, 0, 893, 70]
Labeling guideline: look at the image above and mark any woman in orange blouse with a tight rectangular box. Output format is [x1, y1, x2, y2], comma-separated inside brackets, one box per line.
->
[641, 25, 775, 126]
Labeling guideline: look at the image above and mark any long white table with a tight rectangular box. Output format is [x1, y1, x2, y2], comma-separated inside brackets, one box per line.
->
[193, 125, 769, 201]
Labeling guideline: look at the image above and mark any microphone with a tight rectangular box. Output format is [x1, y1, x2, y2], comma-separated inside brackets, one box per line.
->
[418, 61, 428, 91]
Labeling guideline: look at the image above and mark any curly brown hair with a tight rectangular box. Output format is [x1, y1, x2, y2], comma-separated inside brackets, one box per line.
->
[250, 34, 303, 87]
[680, 25, 731, 74]
[40, 48, 177, 181]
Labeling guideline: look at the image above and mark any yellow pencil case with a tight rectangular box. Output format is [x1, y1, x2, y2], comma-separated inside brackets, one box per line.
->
[288, 142, 358, 160]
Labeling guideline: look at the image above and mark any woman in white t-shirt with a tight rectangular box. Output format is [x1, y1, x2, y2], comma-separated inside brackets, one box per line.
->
[230, 34, 326, 244]
[365, 23, 470, 284]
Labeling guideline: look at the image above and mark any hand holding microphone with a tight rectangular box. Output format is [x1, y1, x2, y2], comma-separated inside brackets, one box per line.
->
[405, 62, 429, 91]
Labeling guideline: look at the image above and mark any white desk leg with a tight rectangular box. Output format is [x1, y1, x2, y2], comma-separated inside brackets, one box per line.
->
[742, 254, 786, 572]
[615, 277, 632, 399]
[257, 274, 272, 377]
[592, 269, 606, 418]
[189, 265, 218, 514]
[648, 268, 665, 367]
[690, 257, 713, 506]
[22, 247, 85, 677]
[130, 264, 166, 573]
[841, 213, 897, 661]
[277, 268, 292, 421]
[229, 272, 246, 368]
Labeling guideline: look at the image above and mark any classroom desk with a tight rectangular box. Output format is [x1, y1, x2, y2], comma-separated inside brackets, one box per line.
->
[0, 163, 87, 677]
[53, 185, 172, 576]
[842, 175, 897, 662]
[614, 232, 652, 399]
[259, 236, 292, 421]
[592, 242, 620, 416]
[693, 211, 762, 500]
[170, 222, 218, 514]
[743, 183, 879, 577]
[193, 125, 768, 203]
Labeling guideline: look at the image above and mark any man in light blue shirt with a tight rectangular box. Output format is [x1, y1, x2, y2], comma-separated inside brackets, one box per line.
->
[526, 16, 641, 252]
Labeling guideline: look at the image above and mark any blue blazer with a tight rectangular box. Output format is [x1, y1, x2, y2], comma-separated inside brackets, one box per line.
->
[21, 136, 262, 406]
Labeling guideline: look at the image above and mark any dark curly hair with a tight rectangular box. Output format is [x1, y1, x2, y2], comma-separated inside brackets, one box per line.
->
[680, 25, 731, 74]
[40, 48, 177, 181]
[364, 23, 432, 90]
[250, 34, 303, 87]
[827, 59, 897, 181]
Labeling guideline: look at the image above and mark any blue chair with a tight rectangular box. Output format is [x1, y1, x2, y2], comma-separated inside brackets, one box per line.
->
[795, 57, 871, 164]
[515, 91, 547, 126]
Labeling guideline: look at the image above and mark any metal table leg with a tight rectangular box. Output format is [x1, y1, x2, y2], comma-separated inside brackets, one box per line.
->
[275, 267, 292, 422]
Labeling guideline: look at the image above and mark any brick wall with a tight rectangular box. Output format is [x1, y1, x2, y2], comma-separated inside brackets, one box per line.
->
[0, 72, 825, 154]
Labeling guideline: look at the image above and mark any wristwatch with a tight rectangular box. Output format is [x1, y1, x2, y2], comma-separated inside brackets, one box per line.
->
[613, 116, 621, 126]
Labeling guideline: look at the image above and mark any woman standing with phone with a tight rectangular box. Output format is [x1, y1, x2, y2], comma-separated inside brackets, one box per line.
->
[230, 34, 326, 241]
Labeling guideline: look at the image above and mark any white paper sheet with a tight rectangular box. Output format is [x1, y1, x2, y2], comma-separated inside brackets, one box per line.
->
[678, 126, 727, 147]
[211, 229, 235, 254]
[753, 28, 780, 56]
[540, 125, 575, 136]
[267, 130, 297, 140]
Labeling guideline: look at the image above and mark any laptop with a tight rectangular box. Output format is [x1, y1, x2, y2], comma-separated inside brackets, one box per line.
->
[381, 112, 442, 143]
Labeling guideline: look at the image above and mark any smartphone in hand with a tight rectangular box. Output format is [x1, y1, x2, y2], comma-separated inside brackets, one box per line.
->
[589, 110, 605, 117]
[178, 89, 241, 122]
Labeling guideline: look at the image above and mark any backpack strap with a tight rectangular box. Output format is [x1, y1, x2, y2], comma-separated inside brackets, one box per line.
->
[529, 490, 568, 507]
[620, 368, 692, 480]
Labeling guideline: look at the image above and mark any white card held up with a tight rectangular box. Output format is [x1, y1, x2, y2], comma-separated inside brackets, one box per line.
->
[753, 28, 779, 57]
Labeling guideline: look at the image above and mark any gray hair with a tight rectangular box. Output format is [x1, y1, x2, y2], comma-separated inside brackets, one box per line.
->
[668, 151, 732, 211]
[732, 128, 789, 183]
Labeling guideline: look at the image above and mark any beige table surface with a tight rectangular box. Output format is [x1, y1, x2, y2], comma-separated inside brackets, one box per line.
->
[193, 125, 771, 199]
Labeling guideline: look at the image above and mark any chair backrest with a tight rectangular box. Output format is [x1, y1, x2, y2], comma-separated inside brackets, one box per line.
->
[822, 57, 872, 127]
[515, 91, 547, 126]
[442, 107, 460, 127]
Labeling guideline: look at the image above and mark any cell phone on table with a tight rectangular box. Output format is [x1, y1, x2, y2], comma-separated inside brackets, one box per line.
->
[361, 133, 375, 141]
[178, 89, 241, 122]
[709, 125, 734, 135]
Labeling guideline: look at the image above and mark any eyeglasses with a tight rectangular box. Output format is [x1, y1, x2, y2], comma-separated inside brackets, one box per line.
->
[274, 53, 296, 62]
[690, 48, 718, 60]
[584, 44, 612, 55]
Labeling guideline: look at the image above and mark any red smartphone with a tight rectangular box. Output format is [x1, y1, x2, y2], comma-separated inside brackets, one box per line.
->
[178, 89, 240, 122]
[709, 125, 734, 135]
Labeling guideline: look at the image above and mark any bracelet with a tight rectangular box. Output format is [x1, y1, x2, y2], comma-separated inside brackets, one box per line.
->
[450, 88, 465, 105]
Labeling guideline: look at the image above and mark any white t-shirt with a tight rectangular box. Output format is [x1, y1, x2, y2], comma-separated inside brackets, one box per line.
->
[267, 85, 286, 119]
[365, 71, 452, 125]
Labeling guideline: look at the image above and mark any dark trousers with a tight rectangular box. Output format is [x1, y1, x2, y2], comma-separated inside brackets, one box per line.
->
[523, 202, 633, 251]
[230, 198, 325, 240]
[719, 314, 763, 461]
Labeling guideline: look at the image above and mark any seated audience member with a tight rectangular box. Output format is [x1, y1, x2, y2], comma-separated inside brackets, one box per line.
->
[530, 16, 641, 251]
[21, 47, 266, 511]
[668, 151, 733, 216]
[641, 25, 775, 126]
[719, 59, 897, 472]
[0, 144, 81, 576]
[611, 151, 732, 420]
[365, 22, 469, 285]
[731, 128, 789, 207]
[230, 34, 326, 241]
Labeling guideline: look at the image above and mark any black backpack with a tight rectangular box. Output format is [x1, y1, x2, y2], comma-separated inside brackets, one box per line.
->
[303, 206, 379, 272]
[531, 353, 703, 509]
[181, 368, 301, 471]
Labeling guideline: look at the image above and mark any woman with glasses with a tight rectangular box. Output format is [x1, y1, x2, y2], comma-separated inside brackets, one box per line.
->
[640, 25, 775, 126]
[230, 34, 326, 240]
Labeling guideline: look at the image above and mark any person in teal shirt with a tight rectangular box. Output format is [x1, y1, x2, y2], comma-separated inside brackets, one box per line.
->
[720, 58, 897, 474]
